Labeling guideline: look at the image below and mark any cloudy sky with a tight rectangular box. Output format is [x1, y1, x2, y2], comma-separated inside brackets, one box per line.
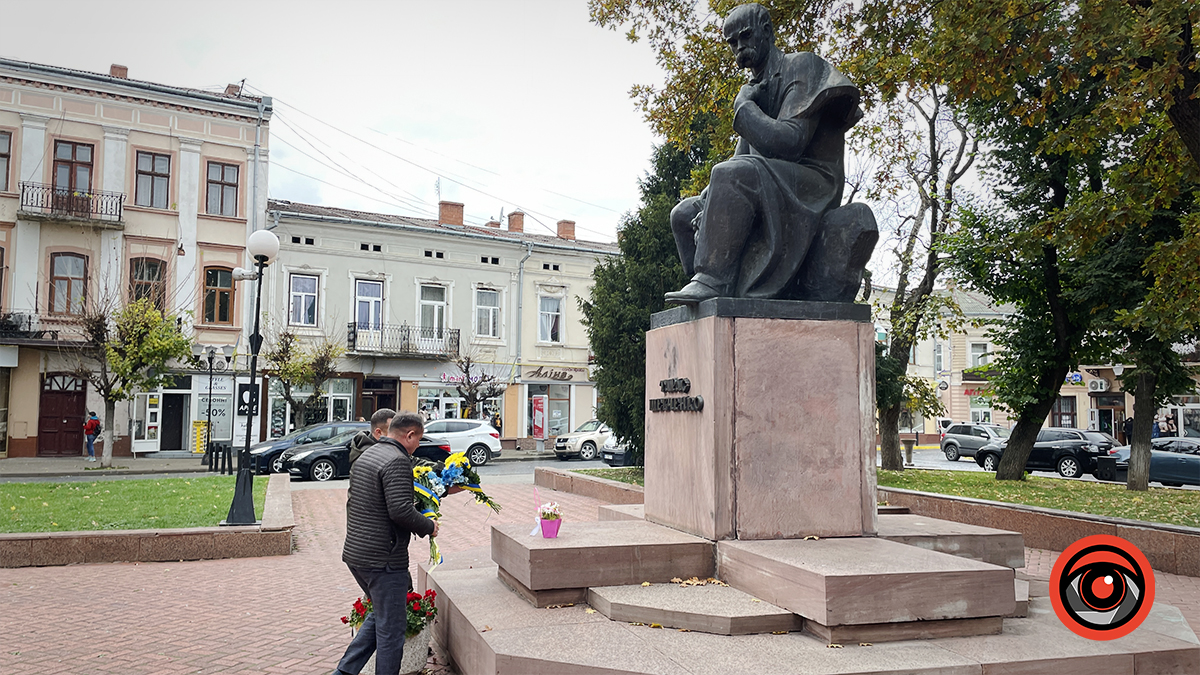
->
[2, 0, 665, 242]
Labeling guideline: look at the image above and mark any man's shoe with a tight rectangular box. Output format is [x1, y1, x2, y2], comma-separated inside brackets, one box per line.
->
[664, 280, 720, 304]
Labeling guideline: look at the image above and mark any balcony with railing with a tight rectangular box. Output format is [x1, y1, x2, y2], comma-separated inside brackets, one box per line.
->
[19, 182, 125, 226]
[346, 323, 460, 360]
[0, 312, 64, 345]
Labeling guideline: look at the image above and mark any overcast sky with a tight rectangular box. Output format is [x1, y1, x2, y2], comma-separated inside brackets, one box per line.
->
[2, 0, 664, 242]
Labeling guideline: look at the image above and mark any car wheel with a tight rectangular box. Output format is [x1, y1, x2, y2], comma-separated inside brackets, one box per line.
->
[270, 454, 285, 474]
[982, 454, 998, 472]
[467, 444, 490, 467]
[1056, 456, 1082, 478]
[943, 444, 960, 462]
[310, 459, 336, 482]
[579, 442, 598, 461]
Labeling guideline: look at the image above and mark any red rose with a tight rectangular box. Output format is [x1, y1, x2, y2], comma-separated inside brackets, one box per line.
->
[407, 592, 421, 602]
[412, 601, 421, 612]
[425, 589, 436, 598]
[341, 616, 349, 624]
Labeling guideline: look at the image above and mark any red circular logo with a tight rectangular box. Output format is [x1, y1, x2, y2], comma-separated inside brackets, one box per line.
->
[1050, 534, 1155, 640]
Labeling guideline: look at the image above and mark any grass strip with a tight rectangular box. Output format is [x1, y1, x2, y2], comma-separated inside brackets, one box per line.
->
[1, 475, 269, 533]
[878, 469, 1199, 528]
[573, 467, 645, 487]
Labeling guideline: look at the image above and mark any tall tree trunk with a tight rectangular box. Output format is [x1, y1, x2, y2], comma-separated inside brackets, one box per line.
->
[879, 404, 905, 470]
[996, 363, 1070, 480]
[101, 400, 116, 469]
[1128, 369, 1157, 491]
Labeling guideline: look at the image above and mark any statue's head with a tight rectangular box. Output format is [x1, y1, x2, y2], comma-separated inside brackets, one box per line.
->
[723, 3, 775, 71]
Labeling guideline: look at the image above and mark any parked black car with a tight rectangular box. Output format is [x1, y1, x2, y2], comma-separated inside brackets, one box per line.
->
[1108, 437, 1200, 487]
[940, 423, 1011, 461]
[249, 421, 368, 474]
[600, 436, 637, 467]
[974, 427, 1116, 477]
[285, 433, 454, 482]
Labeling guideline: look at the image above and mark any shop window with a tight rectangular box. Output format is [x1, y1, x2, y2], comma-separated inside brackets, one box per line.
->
[289, 274, 319, 326]
[130, 257, 166, 309]
[135, 151, 170, 209]
[476, 289, 500, 339]
[1051, 395, 1077, 428]
[203, 267, 234, 325]
[538, 296, 562, 343]
[969, 394, 992, 424]
[49, 253, 87, 315]
[0, 367, 9, 455]
[528, 383, 570, 436]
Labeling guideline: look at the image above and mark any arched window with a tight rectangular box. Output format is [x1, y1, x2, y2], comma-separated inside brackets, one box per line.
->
[49, 253, 87, 315]
[203, 267, 234, 325]
[130, 257, 166, 309]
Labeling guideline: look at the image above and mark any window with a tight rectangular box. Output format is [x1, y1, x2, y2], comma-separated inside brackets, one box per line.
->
[476, 289, 500, 338]
[423, 250, 444, 259]
[0, 131, 10, 192]
[355, 280, 382, 330]
[970, 343, 989, 367]
[934, 342, 944, 372]
[539, 296, 562, 343]
[542, 263, 560, 271]
[419, 285, 447, 338]
[1051, 396, 1077, 428]
[289, 274, 318, 326]
[480, 256, 499, 265]
[909, 343, 918, 365]
[129, 257, 165, 309]
[206, 162, 239, 216]
[203, 267, 234, 324]
[54, 141, 93, 194]
[135, 151, 170, 209]
[49, 253, 87, 314]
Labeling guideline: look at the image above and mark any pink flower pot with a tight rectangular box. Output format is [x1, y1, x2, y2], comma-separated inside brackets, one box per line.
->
[540, 518, 562, 538]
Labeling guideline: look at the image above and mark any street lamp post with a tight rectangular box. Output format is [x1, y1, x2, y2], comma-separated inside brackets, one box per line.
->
[193, 344, 234, 469]
[223, 229, 279, 526]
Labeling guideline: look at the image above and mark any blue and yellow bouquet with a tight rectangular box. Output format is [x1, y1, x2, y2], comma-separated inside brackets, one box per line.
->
[413, 465, 444, 564]
[441, 452, 502, 513]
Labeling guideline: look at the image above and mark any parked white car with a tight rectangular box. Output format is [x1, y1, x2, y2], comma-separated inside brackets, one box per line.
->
[421, 418, 502, 466]
[554, 420, 612, 461]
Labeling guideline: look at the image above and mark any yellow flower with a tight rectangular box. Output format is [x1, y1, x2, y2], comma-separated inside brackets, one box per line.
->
[445, 452, 470, 468]
[413, 466, 433, 478]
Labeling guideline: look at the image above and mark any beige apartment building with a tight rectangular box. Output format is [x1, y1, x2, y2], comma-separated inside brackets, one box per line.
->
[0, 58, 270, 458]
[260, 199, 618, 444]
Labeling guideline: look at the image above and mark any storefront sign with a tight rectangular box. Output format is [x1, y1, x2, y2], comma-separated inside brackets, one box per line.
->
[440, 372, 488, 385]
[198, 394, 234, 440]
[237, 383, 259, 416]
[523, 366, 585, 382]
[650, 377, 704, 413]
[531, 395, 547, 439]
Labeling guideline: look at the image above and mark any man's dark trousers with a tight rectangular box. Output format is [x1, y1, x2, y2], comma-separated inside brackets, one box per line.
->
[335, 565, 411, 675]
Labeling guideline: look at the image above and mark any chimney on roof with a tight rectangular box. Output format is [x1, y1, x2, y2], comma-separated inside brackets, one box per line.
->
[485, 219, 500, 228]
[224, 83, 242, 96]
[556, 219, 576, 240]
[438, 201, 464, 226]
[507, 211, 525, 233]
[110, 64, 128, 79]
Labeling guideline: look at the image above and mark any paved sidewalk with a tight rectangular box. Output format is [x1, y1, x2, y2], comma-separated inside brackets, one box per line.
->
[0, 480, 1196, 674]
[0, 446, 556, 478]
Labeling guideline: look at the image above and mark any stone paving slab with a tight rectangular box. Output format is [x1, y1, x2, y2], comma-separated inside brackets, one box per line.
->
[588, 582, 803, 635]
[876, 512, 1025, 568]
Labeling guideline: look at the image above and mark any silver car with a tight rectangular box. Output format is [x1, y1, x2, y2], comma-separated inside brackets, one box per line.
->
[554, 420, 612, 461]
[941, 423, 1011, 461]
[421, 418, 502, 466]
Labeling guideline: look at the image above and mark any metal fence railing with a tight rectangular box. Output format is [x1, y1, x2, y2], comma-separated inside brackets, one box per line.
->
[346, 323, 460, 360]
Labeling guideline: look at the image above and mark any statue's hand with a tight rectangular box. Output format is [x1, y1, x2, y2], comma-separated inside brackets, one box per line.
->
[734, 83, 760, 113]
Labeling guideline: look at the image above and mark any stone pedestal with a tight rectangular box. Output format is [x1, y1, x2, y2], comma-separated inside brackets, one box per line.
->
[644, 299, 877, 540]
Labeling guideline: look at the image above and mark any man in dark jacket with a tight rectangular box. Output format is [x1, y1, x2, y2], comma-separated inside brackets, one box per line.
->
[332, 411, 438, 675]
[347, 408, 396, 465]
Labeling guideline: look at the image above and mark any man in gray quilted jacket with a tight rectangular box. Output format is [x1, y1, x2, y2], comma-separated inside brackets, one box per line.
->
[331, 411, 439, 675]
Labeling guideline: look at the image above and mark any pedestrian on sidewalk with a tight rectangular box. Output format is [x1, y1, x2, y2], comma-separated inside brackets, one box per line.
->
[83, 412, 101, 462]
[1122, 416, 1134, 445]
[332, 411, 439, 675]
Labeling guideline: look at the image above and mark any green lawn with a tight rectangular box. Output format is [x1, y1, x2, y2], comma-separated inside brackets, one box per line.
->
[878, 470, 1200, 528]
[1, 475, 268, 533]
[573, 467, 645, 486]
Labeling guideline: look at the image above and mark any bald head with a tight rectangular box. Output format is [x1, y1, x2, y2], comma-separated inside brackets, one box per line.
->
[724, 3, 775, 71]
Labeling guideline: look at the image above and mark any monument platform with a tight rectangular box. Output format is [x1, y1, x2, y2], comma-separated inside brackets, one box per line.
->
[426, 559, 1200, 675]
[588, 583, 803, 636]
[874, 513, 1025, 569]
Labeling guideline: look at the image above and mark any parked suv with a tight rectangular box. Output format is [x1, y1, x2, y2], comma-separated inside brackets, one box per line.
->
[974, 427, 1116, 477]
[554, 420, 612, 460]
[421, 418, 501, 466]
[940, 423, 1010, 461]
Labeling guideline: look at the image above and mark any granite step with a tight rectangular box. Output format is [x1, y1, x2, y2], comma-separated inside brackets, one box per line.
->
[875, 513, 1025, 569]
[588, 582, 803, 636]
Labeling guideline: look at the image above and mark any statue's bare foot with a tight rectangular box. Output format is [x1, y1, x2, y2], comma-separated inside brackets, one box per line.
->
[665, 280, 719, 304]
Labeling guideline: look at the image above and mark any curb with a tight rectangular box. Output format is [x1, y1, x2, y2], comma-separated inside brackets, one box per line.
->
[0, 467, 211, 479]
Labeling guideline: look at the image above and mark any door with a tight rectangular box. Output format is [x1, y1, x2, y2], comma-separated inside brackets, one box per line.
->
[966, 426, 989, 453]
[37, 373, 86, 456]
[1097, 409, 1114, 437]
[418, 285, 447, 351]
[355, 280, 383, 350]
[52, 141, 94, 216]
[160, 394, 188, 451]
[1028, 430, 1057, 469]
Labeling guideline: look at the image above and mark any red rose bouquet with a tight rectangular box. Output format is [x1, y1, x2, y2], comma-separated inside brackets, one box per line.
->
[340, 596, 373, 635]
[406, 589, 438, 637]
